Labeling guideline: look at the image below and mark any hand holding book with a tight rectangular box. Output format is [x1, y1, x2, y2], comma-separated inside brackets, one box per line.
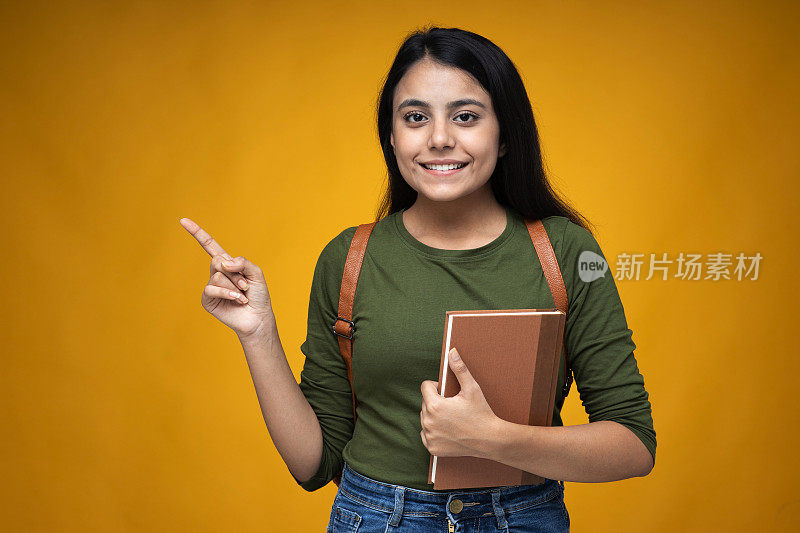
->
[419, 347, 501, 459]
[426, 308, 567, 489]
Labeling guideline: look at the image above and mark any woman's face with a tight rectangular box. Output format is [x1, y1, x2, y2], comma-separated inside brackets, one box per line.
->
[390, 57, 506, 205]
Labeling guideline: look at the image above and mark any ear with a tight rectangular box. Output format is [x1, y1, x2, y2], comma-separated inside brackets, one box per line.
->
[498, 141, 507, 158]
[390, 132, 395, 151]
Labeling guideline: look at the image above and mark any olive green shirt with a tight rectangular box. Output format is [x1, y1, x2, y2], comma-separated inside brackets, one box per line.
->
[293, 205, 656, 492]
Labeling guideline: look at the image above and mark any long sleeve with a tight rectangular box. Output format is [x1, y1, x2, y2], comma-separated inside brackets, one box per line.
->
[558, 220, 657, 466]
[292, 227, 357, 491]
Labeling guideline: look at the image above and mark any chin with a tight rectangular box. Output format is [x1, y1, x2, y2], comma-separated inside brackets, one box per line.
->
[416, 186, 478, 203]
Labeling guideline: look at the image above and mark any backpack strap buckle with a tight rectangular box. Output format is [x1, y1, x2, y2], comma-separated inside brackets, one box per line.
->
[332, 316, 356, 339]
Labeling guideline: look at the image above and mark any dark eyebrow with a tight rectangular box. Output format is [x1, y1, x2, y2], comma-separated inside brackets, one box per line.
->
[397, 98, 486, 111]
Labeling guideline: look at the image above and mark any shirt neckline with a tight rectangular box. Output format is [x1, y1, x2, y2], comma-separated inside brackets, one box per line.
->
[392, 204, 518, 261]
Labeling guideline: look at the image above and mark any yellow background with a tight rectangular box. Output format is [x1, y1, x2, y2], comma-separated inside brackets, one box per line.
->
[2, 1, 798, 531]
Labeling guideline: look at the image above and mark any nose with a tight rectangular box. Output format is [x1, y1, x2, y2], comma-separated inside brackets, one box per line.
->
[427, 117, 455, 151]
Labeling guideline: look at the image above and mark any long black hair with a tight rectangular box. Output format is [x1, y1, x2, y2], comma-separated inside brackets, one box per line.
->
[373, 25, 594, 235]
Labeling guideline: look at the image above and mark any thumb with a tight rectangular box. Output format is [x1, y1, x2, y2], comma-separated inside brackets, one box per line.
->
[448, 348, 477, 392]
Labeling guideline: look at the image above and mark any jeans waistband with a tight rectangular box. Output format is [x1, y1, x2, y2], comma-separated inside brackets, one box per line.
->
[338, 461, 565, 529]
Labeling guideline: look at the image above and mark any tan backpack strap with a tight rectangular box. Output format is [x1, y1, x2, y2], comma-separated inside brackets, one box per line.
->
[525, 218, 573, 398]
[330, 222, 376, 487]
[525, 219, 568, 314]
[332, 222, 377, 424]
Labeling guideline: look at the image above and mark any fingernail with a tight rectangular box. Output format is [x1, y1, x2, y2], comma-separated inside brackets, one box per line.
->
[238, 279, 248, 290]
[450, 348, 460, 360]
[222, 261, 233, 268]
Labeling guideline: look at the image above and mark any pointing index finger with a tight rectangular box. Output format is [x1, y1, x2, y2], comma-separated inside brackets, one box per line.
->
[179, 217, 230, 258]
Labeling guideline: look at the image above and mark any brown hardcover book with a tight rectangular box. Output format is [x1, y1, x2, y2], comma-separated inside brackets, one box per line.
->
[427, 308, 567, 490]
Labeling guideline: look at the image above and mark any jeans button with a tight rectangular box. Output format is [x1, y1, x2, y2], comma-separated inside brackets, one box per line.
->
[449, 499, 463, 513]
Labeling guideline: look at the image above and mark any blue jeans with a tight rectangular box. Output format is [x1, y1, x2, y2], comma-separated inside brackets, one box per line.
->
[327, 461, 570, 532]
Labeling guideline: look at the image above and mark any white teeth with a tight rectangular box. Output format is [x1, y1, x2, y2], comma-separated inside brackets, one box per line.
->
[422, 163, 466, 170]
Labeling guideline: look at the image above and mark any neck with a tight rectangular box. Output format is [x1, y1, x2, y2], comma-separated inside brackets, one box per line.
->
[402, 190, 507, 250]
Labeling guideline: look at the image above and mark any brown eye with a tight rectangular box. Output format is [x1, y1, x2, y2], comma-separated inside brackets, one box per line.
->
[455, 112, 478, 123]
[404, 112, 426, 123]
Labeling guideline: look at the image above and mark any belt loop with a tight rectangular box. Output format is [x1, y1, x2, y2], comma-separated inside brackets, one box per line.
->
[389, 486, 405, 526]
[491, 489, 507, 529]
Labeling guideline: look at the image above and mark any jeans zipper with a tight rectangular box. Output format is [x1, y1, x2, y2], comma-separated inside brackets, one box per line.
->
[447, 517, 455, 532]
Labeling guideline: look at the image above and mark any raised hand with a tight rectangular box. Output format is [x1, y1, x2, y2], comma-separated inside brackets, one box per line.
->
[180, 217, 275, 340]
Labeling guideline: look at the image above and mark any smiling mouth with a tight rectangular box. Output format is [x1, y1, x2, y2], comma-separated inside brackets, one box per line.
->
[418, 162, 469, 175]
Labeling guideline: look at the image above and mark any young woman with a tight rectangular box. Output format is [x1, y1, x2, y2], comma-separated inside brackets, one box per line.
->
[181, 26, 655, 533]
